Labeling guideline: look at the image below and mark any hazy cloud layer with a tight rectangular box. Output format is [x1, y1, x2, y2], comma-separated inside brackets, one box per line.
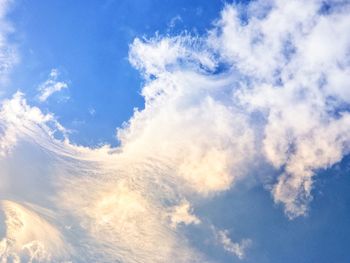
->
[1, 0, 350, 262]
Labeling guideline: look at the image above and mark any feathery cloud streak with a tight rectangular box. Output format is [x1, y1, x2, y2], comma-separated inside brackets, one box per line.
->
[37, 69, 69, 102]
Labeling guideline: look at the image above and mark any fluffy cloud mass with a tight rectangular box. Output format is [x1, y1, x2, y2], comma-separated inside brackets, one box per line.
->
[1, 0, 350, 262]
[129, 0, 350, 218]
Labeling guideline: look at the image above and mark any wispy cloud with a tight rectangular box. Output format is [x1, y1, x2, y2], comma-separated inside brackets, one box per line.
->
[0, 200, 70, 262]
[168, 15, 182, 29]
[37, 69, 68, 102]
[214, 228, 251, 259]
[0, 92, 206, 262]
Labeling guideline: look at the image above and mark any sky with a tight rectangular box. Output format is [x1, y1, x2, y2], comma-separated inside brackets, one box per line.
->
[0, 0, 350, 262]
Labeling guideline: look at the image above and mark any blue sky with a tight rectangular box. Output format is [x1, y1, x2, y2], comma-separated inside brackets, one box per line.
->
[0, 0, 350, 262]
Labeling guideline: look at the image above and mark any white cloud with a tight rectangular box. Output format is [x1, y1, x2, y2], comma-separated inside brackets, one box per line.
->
[127, 0, 350, 218]
[1, 0, 350, 261]
[168, 15, 182, 29]
[37, 69, 68, 102]
[219, 0, 350, 217]
[0, 200, 71, 262]
[88, 107, 96, 116]
[214, 228, 251, 260]
[0, 93, 206, 262]
[166, 199, 201, 228]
